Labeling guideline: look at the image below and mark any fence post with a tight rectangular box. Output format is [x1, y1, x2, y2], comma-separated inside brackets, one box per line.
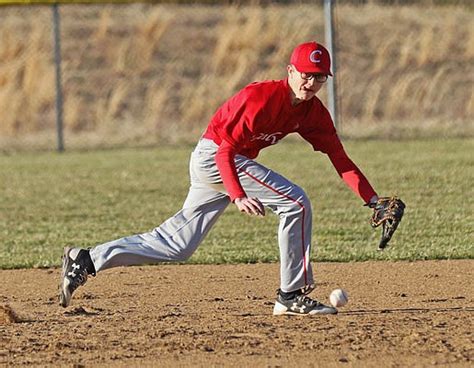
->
[324, 0, 338, 130]
[52, 3, 65, 152]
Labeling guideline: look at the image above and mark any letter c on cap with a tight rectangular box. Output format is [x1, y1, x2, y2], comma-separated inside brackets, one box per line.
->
[310, 50, 322, 63]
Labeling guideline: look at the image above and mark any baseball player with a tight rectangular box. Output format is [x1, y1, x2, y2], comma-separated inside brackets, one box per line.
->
[59, 41, 379, 315]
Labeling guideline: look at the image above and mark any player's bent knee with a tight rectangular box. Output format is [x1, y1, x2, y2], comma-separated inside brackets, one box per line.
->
[282, 189, 312, 216]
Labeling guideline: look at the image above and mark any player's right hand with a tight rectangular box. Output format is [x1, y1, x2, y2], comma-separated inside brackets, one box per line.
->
[234, 197, 265, 217]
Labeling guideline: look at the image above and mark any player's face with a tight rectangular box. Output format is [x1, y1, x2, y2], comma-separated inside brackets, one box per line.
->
[287, 65, 327, 104]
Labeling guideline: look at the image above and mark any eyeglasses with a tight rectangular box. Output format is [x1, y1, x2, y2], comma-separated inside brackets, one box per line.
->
[300, 72, 328, 83]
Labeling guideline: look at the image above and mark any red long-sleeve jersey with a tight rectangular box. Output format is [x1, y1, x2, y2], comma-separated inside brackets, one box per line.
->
[202, 79, 377, 203]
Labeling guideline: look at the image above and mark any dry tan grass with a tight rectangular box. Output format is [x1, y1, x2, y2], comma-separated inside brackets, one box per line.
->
[0, 3, 472, 150]
[0, 9, 55, 136]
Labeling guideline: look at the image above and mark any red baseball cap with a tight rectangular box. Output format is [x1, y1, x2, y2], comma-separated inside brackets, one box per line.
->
[290, 41, 333, 76]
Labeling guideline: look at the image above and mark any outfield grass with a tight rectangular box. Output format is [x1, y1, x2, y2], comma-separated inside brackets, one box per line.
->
[0, 138, 472, 269]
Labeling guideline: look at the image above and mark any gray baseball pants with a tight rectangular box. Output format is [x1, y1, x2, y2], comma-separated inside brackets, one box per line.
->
[89, 138, 314, 292]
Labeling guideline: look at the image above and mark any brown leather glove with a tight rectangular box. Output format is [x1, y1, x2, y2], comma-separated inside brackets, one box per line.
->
[368, 196, 406, 250]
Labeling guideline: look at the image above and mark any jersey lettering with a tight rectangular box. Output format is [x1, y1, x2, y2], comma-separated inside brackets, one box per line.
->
[250, 132, 283, 145]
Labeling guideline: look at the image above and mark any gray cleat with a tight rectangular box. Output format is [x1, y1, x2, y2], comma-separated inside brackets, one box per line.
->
[59, 247, 95, 307]
[273, 290, 337, 315]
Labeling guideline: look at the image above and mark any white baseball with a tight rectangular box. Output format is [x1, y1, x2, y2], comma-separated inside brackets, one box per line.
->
[329, 289, 349, 308]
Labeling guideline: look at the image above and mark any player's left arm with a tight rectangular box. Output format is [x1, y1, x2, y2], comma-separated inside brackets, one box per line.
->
[327, 147, 378, 205]
[298, 101, 378, 205]
[327, 139, 405, 250]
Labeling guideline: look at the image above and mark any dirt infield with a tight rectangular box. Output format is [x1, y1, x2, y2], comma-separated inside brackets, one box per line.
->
[1, 260, 473, 367]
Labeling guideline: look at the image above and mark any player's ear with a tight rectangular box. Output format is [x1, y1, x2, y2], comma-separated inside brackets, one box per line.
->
[287, 65, 293, 77]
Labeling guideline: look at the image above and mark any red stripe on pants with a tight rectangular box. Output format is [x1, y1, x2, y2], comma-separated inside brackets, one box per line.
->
[239, 169, 308, 286]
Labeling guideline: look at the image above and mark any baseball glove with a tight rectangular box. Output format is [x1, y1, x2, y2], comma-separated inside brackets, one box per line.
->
[368, 196, 406, 250]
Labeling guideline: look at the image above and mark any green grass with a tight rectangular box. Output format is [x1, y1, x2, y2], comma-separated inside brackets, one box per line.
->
[0, 138, 473, 269]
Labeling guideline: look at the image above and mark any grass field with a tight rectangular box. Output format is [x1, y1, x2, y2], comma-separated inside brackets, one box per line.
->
[0, 137, 472, 269]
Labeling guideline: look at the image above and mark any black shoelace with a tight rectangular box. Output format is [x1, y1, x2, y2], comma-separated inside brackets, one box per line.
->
[298, 295, 321, 306]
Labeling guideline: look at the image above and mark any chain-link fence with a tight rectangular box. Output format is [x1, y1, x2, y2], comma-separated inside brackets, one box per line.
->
[1, 2, 473, 151]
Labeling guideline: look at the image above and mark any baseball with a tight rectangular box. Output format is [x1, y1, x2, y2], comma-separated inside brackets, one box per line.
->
[329, 289, 349, 308]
